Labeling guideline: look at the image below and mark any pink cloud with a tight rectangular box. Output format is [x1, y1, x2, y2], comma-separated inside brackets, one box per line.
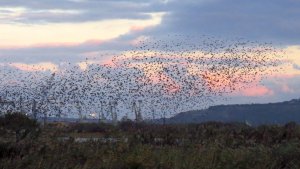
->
[130, 25, 146, 32]
[240, 85, 274, 97]
[82, 39, 104, 46]
[30, 39, 104, 48]
[281, 84, 295, 93]
[0, 42, 78, 50]
[272, 73, 299, 79]
[0, 39, 105, 50]
[11, 62, 58, 72]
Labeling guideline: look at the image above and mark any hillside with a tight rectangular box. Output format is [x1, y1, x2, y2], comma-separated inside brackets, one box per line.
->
[169, 99, 300, 125]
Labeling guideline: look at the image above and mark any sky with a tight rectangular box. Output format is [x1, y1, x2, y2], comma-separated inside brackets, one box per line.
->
[0, 0, 300, 105]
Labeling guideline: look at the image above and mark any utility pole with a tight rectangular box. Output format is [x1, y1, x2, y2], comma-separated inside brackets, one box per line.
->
[109, 100, 117, 125]
[0, 96, 15, 115]
[98, 101, 105, 123]
[56, 101, 63, 118]
[137, 100, 143, 121]
[32, 99, 38, 120]
[41, 73, 56, 127]
[19, 96, 23, 113]
[57, 107, 62, 118]
[132, 100, 143, 122]
[151, 100, 156, 121]
[76, 101, 83, 122]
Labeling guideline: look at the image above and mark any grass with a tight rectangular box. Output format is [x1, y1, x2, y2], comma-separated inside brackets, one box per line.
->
[1, 113, 300, 169]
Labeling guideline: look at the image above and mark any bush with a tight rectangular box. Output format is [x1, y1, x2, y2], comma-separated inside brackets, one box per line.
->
[0, 113, 40, 142]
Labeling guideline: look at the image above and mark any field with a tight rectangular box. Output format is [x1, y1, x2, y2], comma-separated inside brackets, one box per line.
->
[1, 113, 300, 169]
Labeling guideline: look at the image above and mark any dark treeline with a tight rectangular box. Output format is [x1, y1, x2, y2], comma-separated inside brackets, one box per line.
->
[1, 113, 300, 169]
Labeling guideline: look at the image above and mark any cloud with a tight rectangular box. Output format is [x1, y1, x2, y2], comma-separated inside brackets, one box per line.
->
[281, 84, 294, 93]
[1, 0, 300, 107]
[146, 0, 300, 45]
[240, 86, 274, 97]
[11, 62, 58, 72]
[0, 1, 166, 23]
[0, 33, 150, 64]
[293, 64, 300, 70]
[2, 0, 300, 55]
[0, 12, 166, 65]
[0, 12, 164, 48]
[259, 74, 300, 99]
[224, 74, 300, 105]
[0, 41, 116, 64]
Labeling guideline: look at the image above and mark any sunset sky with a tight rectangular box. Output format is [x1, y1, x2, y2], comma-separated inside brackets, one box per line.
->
[0, 0, 300, 105]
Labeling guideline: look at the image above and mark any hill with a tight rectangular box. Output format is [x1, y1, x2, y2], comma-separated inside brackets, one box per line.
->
[168, 98, 300, 126]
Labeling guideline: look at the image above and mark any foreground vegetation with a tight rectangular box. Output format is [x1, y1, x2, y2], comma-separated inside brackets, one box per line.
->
[1, 113, 300, 169]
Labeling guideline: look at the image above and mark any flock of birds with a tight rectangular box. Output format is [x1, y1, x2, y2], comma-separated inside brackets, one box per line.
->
[0, 35, 284, 122]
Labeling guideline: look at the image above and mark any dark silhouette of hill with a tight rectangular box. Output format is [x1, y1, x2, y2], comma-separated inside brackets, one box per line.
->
[168, 98, 300, 126]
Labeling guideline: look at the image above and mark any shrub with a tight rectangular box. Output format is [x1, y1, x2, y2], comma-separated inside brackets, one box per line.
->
[0, 113, 39, 142]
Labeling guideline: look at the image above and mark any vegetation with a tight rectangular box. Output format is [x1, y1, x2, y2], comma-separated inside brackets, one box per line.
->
[0, 113, 39, 142]
[1, 113, 300, 169]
